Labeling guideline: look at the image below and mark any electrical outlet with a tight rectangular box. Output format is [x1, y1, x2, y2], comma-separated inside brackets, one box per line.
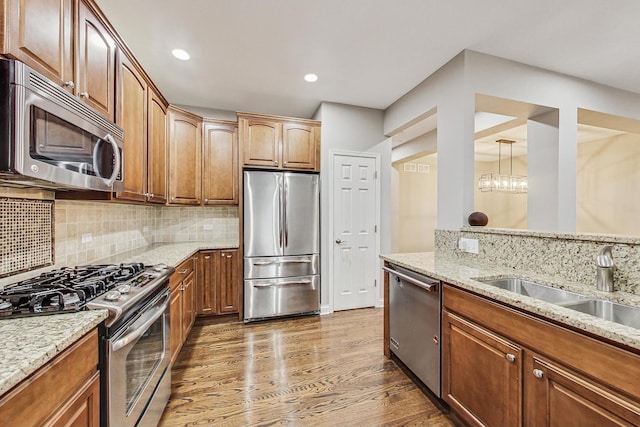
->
[459, 238, 479, 254]
[81, 233, 92, 243]
[203, 224, 214, 231]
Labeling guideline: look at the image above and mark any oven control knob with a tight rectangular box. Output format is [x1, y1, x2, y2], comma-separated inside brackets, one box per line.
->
[118, 285, 131, 294]
[104, 290, 121, 301]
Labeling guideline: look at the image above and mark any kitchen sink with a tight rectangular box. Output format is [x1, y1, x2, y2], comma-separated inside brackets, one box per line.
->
[563, 299, 640, 329]
[478, 278, 590, 304]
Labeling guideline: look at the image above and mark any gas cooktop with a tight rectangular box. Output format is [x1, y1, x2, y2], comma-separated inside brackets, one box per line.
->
[0, 263, 173, 323]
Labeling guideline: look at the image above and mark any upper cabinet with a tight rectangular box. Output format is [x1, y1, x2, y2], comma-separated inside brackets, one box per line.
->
[147, 87, 168, 204]
[168, 107, 202, 205]
[1, 0, 116, 120]
[239, 113, 320, 171]
[115, 51, 147, 202]
[76, 0, 116, 121]
[202, 120, 238, 205]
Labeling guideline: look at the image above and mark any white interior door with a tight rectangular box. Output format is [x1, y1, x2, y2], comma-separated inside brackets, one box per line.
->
[332, 154, 377, 311]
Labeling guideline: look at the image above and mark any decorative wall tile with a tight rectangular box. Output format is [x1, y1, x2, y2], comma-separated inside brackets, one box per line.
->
[0, 198, 53, 277]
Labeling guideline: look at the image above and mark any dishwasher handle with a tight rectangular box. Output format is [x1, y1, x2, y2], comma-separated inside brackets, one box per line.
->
[382, 266, 439, 292]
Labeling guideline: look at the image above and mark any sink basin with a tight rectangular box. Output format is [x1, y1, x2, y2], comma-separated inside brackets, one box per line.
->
[479, 278, 590, 304]
[563, 299, 640, 329]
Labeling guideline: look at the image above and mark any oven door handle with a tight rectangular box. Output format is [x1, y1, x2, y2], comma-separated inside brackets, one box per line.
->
[111, 292, 169, 352]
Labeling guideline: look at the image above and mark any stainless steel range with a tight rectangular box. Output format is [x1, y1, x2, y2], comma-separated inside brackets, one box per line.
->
[0, 262, 174, 427]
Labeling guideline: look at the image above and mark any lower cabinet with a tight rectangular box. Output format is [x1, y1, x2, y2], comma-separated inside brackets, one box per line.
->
[196, 249, 239, 316]
[0, 329, 100, 427]
[442, 311, 522, 427]
[169, 257, 196, 366]
[442, 283, 640, 427]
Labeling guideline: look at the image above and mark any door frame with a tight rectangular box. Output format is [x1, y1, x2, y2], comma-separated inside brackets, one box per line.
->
[326, 149, 381, 314]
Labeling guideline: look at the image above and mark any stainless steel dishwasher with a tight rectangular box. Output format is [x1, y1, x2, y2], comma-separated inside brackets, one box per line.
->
[384, 264, 441, 398]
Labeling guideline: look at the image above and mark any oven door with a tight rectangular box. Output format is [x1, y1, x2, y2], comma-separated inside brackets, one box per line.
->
[106, 289, 170, 427]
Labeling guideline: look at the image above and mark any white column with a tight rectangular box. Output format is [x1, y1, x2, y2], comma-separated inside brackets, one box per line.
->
[527, 108, 577, 232]
[436, 91, 475, 229]
[527, 110, 559, 231]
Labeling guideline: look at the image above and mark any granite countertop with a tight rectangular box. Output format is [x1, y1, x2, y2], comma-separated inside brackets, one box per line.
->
[381, 252, 640, 350]
[0, 241, 238, 398]
[0, 310, 108, 396]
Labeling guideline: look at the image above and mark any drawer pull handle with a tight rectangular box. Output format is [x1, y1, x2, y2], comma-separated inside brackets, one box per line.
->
[506, 353, 516, 362]
[533, 369, 544, 379]
[179, 269, 189, 274]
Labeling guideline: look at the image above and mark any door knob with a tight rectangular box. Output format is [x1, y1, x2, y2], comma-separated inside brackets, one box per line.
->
[335, 239, 343, 244]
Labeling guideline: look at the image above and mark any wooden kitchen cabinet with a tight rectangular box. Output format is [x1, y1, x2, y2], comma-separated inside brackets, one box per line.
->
[146, 87, 168, 204]
[2, 0, 116, 120]
[196, 249, 239, 316]
[441, 283, 640, 427]
[77, 0, 116, 121]
[202, 120, 238, 204]
[169, 257, 196, 366]
[239, 112, 320, 171]
[168, 106, 202, 205]
[115, 51, 147, 202]
[0, 329, 100, 427]
[525, 354, 640, 426]
[1, 0, 74, 87]
[442, 310, 522, 427]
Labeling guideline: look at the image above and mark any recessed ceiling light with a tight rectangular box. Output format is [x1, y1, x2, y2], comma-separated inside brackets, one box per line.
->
[304, 73, 318, 83]
[171, 49, 190, 61]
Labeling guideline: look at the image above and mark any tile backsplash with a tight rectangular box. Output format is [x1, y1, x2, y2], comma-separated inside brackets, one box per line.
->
[0, 198, 54, 277]
[1, 198, 239, 282]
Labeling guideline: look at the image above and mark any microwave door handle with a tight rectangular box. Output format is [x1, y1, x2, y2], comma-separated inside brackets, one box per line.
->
[93, 134, 121, 187]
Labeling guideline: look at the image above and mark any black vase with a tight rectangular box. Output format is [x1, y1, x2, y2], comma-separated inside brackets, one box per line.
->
[468, 211, 488, 226]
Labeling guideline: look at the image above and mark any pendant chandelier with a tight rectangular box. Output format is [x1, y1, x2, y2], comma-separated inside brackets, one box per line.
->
[478, 139, 528, 193]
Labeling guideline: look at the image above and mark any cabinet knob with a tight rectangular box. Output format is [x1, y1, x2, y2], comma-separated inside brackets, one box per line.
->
[275, 160, 278, 165]
[64, 80, 75, 89]
[150, 193, 154, 198]
[171, 197, 176, 201]
[533, 369, 544, 379]
[505, 353, 516, 362]
[79, 91, 89, 98]
[204, 198, 208, 202]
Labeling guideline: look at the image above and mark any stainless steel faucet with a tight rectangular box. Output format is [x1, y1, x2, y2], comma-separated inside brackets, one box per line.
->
[596, 246, 614, 292]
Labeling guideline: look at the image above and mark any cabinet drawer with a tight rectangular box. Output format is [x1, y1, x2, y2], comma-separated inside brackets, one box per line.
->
[0, 329, 99, 426]
[170, 257, 195, 290]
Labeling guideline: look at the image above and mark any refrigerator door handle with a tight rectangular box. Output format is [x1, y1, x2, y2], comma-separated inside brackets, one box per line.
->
[253, 259, 312, 266]
[278, 175, 284, 250]
[253, 280, 313, 288]
[284, 176, 289, 248]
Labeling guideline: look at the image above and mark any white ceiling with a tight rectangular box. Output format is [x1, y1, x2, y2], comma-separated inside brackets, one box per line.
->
[95, 0, 640, 119]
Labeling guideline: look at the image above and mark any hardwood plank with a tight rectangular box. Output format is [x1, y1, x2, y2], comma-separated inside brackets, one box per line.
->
[159, 308, 453, 426]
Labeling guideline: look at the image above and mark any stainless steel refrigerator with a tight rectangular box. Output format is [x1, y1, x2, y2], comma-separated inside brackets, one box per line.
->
[243, 170, 320, 321]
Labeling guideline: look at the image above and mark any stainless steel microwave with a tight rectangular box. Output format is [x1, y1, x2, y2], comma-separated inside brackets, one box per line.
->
[0, 59, 124, 192]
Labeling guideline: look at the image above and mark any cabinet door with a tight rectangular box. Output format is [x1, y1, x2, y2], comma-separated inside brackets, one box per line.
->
[77, 0, 116, 121]
[147, 88, 168, 204]
[182, 272, 195, 338]
[115, 52, 147, 202]
[47, 371, 100, 427]
[242, 118, 281, 168]
[442, 310, 522, 427]
[168, 109, 201, 205]
[169, 286, 183, 366]
[4, 0, 74, 88]
[526, 355, 640, 426]
[282, 122, 318, 170]
[196, 251, 216, 315]
[217, 250, 239, 313]
[202, 122, 238, 204]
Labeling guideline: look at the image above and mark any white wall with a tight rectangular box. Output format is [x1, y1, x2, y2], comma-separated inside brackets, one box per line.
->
[384, 50, 640, 234]
[317, 102, 387, 313]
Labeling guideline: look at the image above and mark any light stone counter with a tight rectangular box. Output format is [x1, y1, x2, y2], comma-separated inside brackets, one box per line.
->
[0, 241, 238, 398]
[381, 252, 640, 350]
[0, 310, 108, 396]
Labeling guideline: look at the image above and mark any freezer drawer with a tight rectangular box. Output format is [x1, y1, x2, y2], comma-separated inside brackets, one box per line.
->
[244, 254, 319, 279]
[244, 275, 320, 321]
[387, 265, 441, 397]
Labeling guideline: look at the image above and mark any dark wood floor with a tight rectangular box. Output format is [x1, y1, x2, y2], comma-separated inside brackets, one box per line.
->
[159, 308, 453, 426]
